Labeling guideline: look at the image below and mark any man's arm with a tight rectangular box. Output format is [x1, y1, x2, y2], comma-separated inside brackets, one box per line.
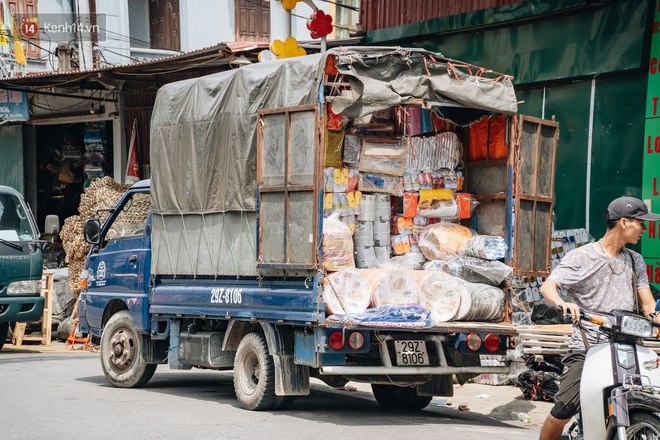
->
[540, 279, 581, 321]
[637, 287, 660, 324]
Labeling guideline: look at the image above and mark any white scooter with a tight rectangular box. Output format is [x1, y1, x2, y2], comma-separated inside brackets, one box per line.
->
[565, 309, 660, 439]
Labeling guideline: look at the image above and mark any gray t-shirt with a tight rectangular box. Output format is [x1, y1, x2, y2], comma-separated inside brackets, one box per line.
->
[547, 243, 649, 350]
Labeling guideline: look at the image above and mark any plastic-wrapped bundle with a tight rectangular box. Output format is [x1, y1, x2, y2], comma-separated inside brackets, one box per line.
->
[357, 194, 376, 221]
[374, 194, 391, 220]
[326, 304, 432, 329]
[425, 257, 513, 286]
[453, 281, 505, 322]
[405, 132, 462, 173]
[357, 269, 422, 307]
[354, 221, 374, 247]
[374, 246, 391, 261]
[419, 222, 474, 260]
[355, 245, 377, 268]
[322, 214, 355, 272]
[322, 269, 373, 315]
[407, 270, 465, 324]
[459, 235, 508, 260]
[373, 220, 390, 246]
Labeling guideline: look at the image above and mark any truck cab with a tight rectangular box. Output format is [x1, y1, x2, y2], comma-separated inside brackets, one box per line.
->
[78, 180, 152, 338]
[0, 186, 45, 350]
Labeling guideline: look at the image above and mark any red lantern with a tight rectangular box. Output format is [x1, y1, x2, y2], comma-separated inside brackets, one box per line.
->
[306, 10, 333, 39]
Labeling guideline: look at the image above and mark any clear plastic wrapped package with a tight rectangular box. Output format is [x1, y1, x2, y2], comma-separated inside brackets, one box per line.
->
[425, 256, 513, 286]
[459, 235, 508, 260]
[322, 268, 373, 315]
[419, 222, 474, 260]
[407, 270, 465, 324]
[327, 304, 432, 329]
[357, 269, 423, 308]
[322, 213, 355, 272]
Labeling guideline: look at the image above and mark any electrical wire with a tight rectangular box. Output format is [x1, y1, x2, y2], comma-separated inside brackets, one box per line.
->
[318, 0, 359, 12]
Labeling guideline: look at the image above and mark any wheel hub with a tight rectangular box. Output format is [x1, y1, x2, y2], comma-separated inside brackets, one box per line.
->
[108, 329, 135, 370]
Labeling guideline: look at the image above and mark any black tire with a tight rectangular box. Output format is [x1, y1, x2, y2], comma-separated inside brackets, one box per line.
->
[626, 412, 660, 439]
[233, 332, 280, 411]
[100, 311, 156, 388]
[371, 384, 433, 410]
[0, 322, 8, 351]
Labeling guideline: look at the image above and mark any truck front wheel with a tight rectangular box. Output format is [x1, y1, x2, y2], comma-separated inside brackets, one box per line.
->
[371, 384, 433, 410]
[0, 322, 8, 350]
[100, 311, 156, 388]
[233, 332, 280, 410]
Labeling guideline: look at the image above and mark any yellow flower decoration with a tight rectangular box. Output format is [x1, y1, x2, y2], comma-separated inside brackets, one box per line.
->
[280, 0, 301, 11]
[269, 37, 307, 59]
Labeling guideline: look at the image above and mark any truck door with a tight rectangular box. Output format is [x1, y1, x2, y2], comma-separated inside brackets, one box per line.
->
[84, 190, 151, 331]
[512, 115, 559, 277]
[255, 104, 322, 273]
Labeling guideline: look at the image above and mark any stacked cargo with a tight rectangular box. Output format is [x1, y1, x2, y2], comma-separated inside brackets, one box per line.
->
[320, 55, 516, 326]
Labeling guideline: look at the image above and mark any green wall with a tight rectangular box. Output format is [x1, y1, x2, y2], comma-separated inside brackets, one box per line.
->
[364, 0, 650, 239]
[0, 125, 24, 193]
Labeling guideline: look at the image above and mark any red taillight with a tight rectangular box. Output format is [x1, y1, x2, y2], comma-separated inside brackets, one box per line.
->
[328, 331, 345, 350]
[483, 334, 501, 352]
[347, 331, 364, 350]
[466, 333, 482, 352]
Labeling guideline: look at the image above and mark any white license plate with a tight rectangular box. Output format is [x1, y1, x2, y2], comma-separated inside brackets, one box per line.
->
[394, 340, 429, 366]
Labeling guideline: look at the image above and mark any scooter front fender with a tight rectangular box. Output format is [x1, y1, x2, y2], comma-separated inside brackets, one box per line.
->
[627, 390, 660, 415]
[582, 344, 614, 440]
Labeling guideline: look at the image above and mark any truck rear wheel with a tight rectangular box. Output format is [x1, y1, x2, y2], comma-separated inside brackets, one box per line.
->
[0, 322, 8, 350]
[234, 332, 280, 411]
[371, 384, 433, 410]
[100, 311, 156, 388]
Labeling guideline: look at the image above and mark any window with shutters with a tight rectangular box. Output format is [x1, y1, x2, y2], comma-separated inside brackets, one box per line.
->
[1, 0, 40, 60]
[149, 0, 180, 51]
[234, 0, 269, 42]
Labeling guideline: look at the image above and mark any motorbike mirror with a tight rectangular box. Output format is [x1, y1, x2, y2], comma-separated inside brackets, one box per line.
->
[44, 214, 60, 235]
[83, 218, 102, 245]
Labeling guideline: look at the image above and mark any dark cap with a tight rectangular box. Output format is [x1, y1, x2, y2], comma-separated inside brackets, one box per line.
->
[605, 196, 660, 222]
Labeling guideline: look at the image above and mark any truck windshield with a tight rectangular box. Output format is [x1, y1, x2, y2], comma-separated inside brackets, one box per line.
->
[0, 193, 36, 241]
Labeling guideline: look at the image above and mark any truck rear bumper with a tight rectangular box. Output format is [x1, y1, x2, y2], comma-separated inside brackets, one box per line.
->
[0, 295, 45, 323]
[319, 365, 511, 375]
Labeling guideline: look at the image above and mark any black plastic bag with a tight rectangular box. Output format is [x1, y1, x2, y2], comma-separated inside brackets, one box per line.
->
[531, 303, 572, 325]
[516, 370, 559, 402]
[523, 354, 564, 374]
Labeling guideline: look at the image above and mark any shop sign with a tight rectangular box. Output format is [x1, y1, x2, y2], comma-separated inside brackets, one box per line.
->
[643, 0, 660, 259]
[644, 257, 660, 295]
[0, 89, 28, 121]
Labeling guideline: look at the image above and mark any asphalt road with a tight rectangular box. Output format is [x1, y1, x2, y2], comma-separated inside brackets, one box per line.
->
[0, 342, 551, 440]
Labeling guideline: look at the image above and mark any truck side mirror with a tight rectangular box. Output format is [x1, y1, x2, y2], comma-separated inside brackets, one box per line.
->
[84, 219, 102, 245]
[44, 215, 60, 235]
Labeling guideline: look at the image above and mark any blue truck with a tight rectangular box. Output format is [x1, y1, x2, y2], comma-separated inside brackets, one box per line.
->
[78, 47, 558, 410]
[0, 186, 47, 350]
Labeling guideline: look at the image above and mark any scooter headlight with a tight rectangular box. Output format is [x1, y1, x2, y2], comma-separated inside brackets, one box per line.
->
[620, 315, 653, 338]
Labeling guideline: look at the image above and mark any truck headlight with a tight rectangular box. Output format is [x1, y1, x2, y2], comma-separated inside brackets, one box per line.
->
[7, 279, 41, 295]
[620, 315, 653, 338]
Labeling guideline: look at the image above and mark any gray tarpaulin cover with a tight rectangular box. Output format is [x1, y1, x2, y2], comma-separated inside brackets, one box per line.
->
[150, 47, 518, 277]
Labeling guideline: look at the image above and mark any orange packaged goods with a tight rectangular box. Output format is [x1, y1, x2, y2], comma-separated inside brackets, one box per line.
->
[392, 215, 413, 235]
[327, 103, 343, 130]
[455, 193, 472, 219]
[403, 192, 418, 218]
[468, 115, 507, 161]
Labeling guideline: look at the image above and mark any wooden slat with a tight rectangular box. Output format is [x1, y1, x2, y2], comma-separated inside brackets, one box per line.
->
[11, 271, 53, 347]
